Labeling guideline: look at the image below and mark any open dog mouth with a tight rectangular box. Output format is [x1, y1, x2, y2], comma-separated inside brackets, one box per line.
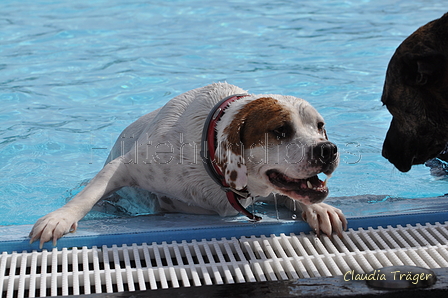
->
[266, 169, 329, 204]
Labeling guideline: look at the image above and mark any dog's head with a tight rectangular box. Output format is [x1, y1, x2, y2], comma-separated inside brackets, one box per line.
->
[381, 13, 448, 172]
[216, 95, 338, 205]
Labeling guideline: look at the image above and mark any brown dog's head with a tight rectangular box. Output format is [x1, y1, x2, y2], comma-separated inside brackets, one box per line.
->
[381, 13, 448, 172]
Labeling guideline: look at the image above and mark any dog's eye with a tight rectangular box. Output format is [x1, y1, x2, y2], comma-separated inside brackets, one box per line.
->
[272, 122, 293, 140]
[317, 122, 325, 131]
[273, 125, 287, 138]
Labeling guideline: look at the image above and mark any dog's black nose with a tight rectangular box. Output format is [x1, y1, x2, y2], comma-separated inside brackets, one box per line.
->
[313, 141, 338, 164]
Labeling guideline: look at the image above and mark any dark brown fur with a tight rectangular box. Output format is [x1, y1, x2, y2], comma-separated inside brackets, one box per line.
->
[382, 12, 448, 172]
[224, 97, 293, 153]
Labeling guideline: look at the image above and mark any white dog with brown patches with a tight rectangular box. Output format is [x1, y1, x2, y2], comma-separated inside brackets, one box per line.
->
[30, 82, 347, 248]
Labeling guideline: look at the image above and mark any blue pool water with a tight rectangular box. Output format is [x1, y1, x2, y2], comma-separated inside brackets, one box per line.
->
[1, 0, 447, 226]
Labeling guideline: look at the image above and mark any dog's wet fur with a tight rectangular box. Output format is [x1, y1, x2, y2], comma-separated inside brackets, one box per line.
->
[382, 12, 448, 172]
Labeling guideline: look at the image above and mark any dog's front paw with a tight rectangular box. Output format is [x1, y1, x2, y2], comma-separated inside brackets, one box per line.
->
[301, 202, 347, 237]
[29, 210, 78, 249]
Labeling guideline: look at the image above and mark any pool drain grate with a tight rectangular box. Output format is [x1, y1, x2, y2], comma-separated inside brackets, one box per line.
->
[1, 221, 448, 297]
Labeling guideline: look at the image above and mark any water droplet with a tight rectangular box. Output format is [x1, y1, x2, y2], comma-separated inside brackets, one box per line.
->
[273, 193, 279, 220]
[249, 197, 258, 224]
[291, 200, 297, 219]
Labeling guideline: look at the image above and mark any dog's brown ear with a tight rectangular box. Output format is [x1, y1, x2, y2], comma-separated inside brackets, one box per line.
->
[404, 49, 445, 86]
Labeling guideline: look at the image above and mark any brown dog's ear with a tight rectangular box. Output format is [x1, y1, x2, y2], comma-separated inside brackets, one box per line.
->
[404, 49, 445, 86]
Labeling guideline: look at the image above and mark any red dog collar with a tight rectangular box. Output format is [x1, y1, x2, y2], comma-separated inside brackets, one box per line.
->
[200, 94, 262, 221]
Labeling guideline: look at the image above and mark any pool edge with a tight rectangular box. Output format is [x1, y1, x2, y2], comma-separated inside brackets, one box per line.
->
[1, 211, 448, 253]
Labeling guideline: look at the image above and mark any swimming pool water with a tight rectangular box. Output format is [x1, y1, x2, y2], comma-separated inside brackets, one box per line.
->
[1, 0, 447, 226]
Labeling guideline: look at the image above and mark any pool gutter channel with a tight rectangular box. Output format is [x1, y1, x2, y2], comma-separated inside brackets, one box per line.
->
[1, 213, 448, 297]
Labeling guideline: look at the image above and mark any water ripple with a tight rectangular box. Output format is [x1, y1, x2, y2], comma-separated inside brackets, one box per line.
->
[0, 0, 445, 225]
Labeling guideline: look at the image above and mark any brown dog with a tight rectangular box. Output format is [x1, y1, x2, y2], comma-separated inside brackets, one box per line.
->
[382, 12, 448, 172]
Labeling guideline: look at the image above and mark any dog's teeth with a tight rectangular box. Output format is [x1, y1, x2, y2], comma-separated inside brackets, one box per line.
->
[307, 181, 313, 189]
[323, 179, 328, 187]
